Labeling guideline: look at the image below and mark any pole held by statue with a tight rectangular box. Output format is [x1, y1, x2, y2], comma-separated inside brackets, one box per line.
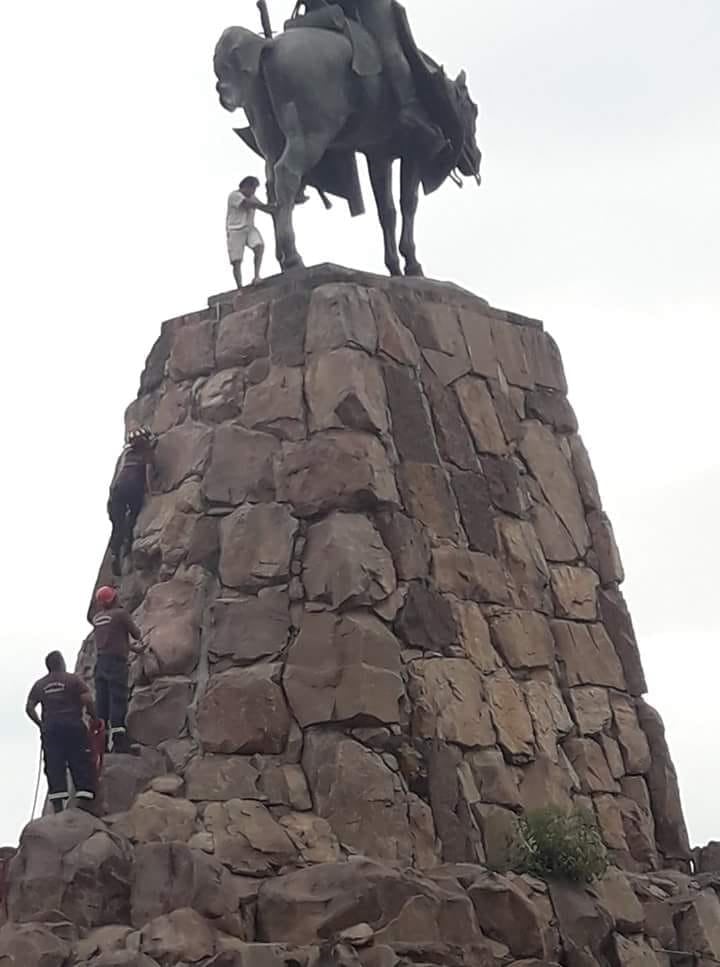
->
[257, 0, 273, 39]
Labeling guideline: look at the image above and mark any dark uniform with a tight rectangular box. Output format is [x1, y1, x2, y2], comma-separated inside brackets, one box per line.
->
[92, 605, 142, 752]
[27, 672, 95, 813]
[108, 443, 153, 570]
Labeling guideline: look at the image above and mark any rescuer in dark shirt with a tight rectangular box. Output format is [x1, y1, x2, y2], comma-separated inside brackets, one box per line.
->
[26, 651, 97, 814]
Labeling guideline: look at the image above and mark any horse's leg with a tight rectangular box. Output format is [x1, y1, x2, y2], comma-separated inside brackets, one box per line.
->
[367, 155, 401, 277]
[400, 160, 424, 277]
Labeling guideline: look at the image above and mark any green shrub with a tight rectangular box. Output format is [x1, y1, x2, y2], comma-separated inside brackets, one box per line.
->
[507, 806, 608, 883]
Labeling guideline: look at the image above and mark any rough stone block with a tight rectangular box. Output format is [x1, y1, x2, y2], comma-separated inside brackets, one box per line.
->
[269, 290, 310, 366]
[276, 432, 399, 516]
[432, 547, 511, 605]
[552, 621, 626, 689]
[519, 422, 589, 555]
[408, 659, 495, 748]
[307, 348, 388, 435]
[284, 611, 404, 727]
[216, 303, 269, 368]
[374, 510, 431, 581]
[128, 678, 193, 746]
[489, 609, 554, 670]
[485, 670, 535, 762]
[219, 503, 298, 589]
[204, 800, 297, 876]
[384, 363, 440, 463]
[168, 318, 216, 380]
[398, 462, 460, 539]
[208, 588, 290, 666]
[455, 376, 507, 454]
[155, 422, 213, 493]
[197, 665, 291, 755]
[203, 426, 279, 505]
[306, 283, 379, 354]
[421, 364, 479, 470]
[450, 469, 497, 553]
[303, 512, 396, 609]
[449, 599, 501, 672]
[497, 518, 552, 613]
[241, 365, 305, 440]
[195, 368, 244, 423]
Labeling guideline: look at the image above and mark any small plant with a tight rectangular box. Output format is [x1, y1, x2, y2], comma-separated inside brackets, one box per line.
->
[507, 806, 608, 883]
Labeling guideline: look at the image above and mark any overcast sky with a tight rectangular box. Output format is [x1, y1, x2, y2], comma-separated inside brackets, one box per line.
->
[0, 0, 717, 848]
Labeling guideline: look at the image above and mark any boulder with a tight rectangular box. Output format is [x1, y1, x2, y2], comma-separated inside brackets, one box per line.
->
[518, 422, 589, 555]
[196, 368, 244, 423]
[203, 800, 298, 876]
[284, 611, 404, 727]
[155, 422, 213, 493]
[110, 792, 197, 845]
[449, 600, 501, 672]
[203, 425, 279, 505]
[467, 872, 547, 958]
[302, 733, 435, 866]
[277, 432, 399, 516]
[133, 481, 204, 571]
[522, 674, 574, 760]
[611, 933, 663, 967]
[306, 283, 379, 355]
[242, 365, 305, 441]
[396, 583, 457, 652]
[140, 908, 217, 964]
[485, 670, 535, 762]
[278, 814, 341, 865]
[552, 621, 626, 690]
[303, 513, 396, 609]
[481, 455, 530, 517]
[675, 890, 720, 960]
[489, 610, 554, 670]
[591, 867, 645, 933]
[637, 701, 690, 861]
[131, 842, 248, 932]
[383, 363, 440, 464]
[421, 365, 479, 470]
[208, 589, 290, 667]
[397, 463, 460, 540]
[197, 665, 291, 755]
[466, 748, 521, 808]
[450, 470, 497, 554]
[219, 504, 298, 589]
[216, 303, 269, 368]
[550, 565, 599, 621]
[598, 587, 647, 697]
[454, 377, 507, 454]
[127, 678, 193, 746]
[137, 568, 205, 677]
[168, 318, 216, 380]
[0, 922, 71, 967]
[610, 694, 651, 775]
[257, 860, 478, 945]
[549, 880, 613, 967]
[497, 518, 552, 613]
[185, 755, 309, 810]
[408, 659, 495, 748]
[458, 307, 497, 380]
[7, 811, 132, 929]
[568, 686, 612, 736]
[269, 289, 310, 366]
[525, 388, 578, 433]
[563, 738, 619, 795]
[307, 348, 389, 435]
[587, 511, 624, 585]
[101, 748, 167, 815]
[374, 510, 431, 581]
[432, 547, 511, 605]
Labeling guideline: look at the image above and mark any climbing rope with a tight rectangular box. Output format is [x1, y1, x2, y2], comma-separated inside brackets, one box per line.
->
[29, 742, 43, 822]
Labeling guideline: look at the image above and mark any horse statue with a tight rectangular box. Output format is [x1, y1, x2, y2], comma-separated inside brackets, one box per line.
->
[214, 1, 482, 277]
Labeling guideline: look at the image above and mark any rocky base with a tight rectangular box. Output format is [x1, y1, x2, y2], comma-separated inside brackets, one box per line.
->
[1, 804, 720, 967]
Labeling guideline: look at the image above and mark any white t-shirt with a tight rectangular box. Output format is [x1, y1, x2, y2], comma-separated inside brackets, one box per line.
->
[226, 191, 256, 233]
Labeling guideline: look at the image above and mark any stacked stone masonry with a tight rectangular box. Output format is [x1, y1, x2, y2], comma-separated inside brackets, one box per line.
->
[1, 265, 709, 967]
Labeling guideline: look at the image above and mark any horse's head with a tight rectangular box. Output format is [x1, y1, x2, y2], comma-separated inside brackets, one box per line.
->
[452, 70, 482, 184]
[214, 27, 264, 112]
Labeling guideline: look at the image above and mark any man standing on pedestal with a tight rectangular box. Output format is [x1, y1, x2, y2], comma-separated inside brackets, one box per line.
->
[226, 176, 274, 288]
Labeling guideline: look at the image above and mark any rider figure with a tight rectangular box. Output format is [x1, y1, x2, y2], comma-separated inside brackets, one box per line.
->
[304, 0, 447, 160]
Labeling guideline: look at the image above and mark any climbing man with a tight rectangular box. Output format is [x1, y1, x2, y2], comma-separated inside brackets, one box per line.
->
[226, 175, 275, 288]
[25, 652, 98, 814]
[92, 586, 146, 754]
[107, 425, 157, 575]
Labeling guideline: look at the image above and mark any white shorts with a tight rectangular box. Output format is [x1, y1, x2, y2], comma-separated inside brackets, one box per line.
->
[227, 227, 263, 263]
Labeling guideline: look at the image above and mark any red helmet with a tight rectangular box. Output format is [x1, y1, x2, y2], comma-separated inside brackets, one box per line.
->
[96, 586, 118, 608]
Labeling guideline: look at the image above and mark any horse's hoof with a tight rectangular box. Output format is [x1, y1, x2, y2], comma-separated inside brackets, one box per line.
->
[284, 256, 304, 271]
[388, 263, 403, 277]
[405, 262, 424, 278]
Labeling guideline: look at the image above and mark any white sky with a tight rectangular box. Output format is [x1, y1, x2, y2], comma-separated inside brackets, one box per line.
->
[0, 0, 717, 847]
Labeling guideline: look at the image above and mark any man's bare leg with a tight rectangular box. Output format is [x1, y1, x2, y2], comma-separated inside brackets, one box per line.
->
[232, 259, 243, 288]
[252, 243, 265, 284]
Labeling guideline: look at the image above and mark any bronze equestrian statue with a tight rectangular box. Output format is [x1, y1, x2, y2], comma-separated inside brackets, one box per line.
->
[214, 1, 482, 277]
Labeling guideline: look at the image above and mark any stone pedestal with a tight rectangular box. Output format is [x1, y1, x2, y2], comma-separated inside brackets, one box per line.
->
[0, 265, 698, 967]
